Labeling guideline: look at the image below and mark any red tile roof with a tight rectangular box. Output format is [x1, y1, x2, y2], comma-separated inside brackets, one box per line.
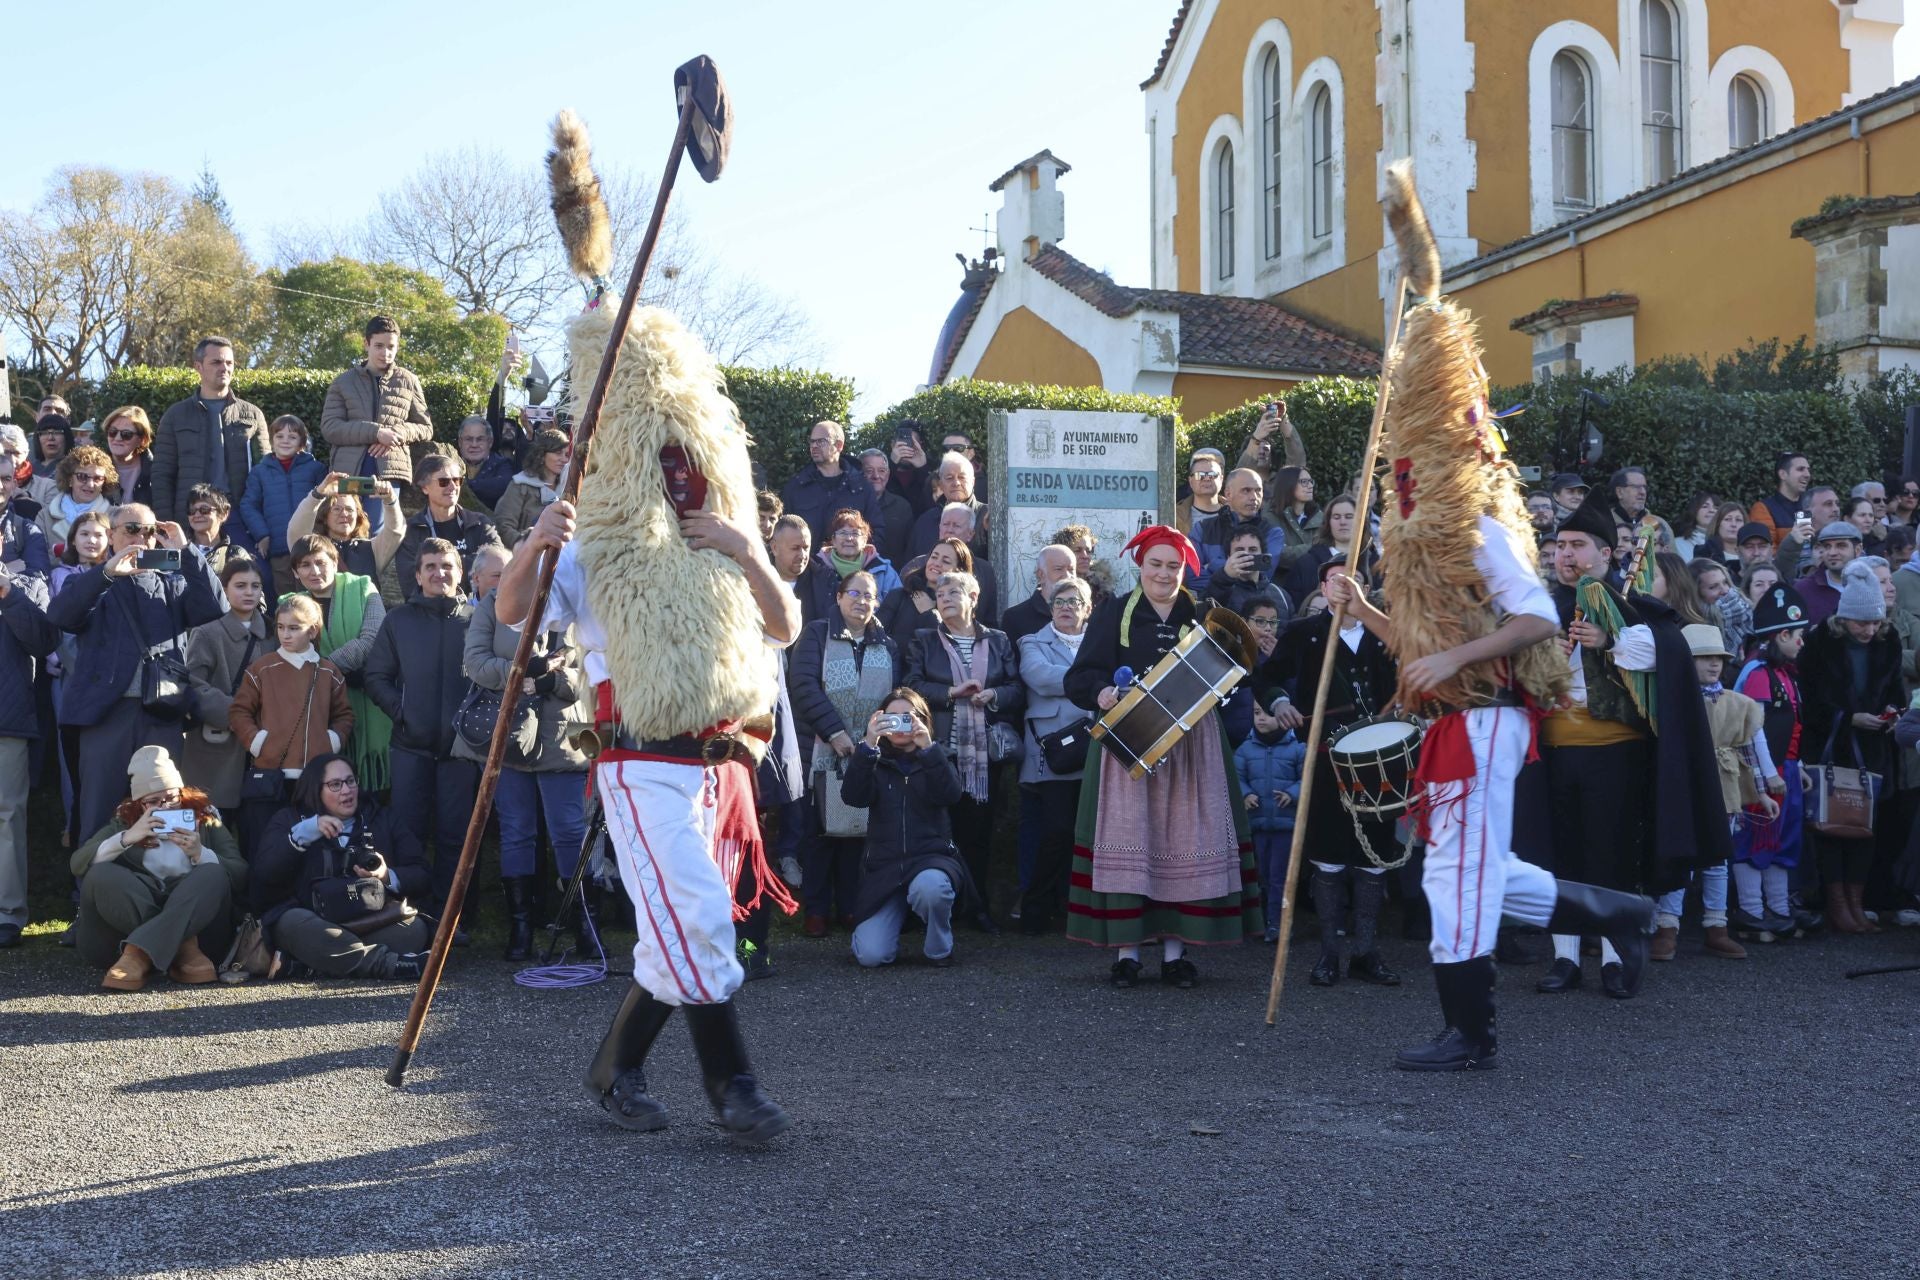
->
[1028, 245, 1380, 376]
[1141, 0, 1197, 89]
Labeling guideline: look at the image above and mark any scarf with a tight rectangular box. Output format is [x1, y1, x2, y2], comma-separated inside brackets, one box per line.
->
[306, 571, 390, 791]
[829, 549, 864, 579]
[812, 623, 895, 774]
[936, 625, 990, 802]
[1575, 574, 1658, 732]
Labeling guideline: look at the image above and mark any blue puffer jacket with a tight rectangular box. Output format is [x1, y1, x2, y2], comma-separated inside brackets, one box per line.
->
[1234, 730, 1306, 834]
[240, 452, 328, 556]
[47, 548, 224, 727]
[0, 574, 60, 739]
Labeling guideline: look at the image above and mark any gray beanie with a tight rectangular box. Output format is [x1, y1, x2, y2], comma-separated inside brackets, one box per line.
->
[1835, 558, 1886, 622]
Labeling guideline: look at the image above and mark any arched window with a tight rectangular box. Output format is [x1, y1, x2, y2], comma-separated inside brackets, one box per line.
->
[1214, 140, 1235, 282]
[1260, 47, 1283, 260]
[1728, 73, 1768, 149]
[1309, 85, 1333, 239]
[1551, 51, 1595, 212]
[1641, 0, 1684, 184]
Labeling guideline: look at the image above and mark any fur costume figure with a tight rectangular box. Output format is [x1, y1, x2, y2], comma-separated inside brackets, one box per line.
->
[566, 302, 775, 740]
[1375, 161, 1567, 713]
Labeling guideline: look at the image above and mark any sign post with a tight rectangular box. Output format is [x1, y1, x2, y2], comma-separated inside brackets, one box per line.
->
[988, 409, 1176, 601]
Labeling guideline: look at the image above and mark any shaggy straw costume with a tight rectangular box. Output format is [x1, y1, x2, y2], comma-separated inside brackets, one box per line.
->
[1372, 162, 1653, 1073]
[542, 108, 793, 1143]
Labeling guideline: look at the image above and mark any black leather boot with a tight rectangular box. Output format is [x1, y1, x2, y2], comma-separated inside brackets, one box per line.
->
[1394, 956, 1498, 1072]
[1309, 868, 1347, 986]
[502, 876, 534, 961]
[684, 1000, 791, 1146]
[583, 981, 675, 1131]
[1347, 872, 1399, 985]
[1546, 881, 1656, 998]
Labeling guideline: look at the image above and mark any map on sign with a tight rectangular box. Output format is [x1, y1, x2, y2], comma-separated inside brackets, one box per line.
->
[992, 409, 1172, 597]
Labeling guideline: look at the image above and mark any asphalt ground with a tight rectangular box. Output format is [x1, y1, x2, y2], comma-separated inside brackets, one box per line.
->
[3, 916, 1919, 1280]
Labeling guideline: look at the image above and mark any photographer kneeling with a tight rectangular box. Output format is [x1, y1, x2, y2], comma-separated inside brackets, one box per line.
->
[73, 745, 246, 991]
[842, 689, 971, 968]
[251, 753, 433, 980]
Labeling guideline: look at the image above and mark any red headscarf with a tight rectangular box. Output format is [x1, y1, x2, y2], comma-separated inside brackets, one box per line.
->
[1122, 524, 1200, 577]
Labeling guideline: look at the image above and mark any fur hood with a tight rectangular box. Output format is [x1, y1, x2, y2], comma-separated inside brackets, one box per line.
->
[568, 302, 775, 738]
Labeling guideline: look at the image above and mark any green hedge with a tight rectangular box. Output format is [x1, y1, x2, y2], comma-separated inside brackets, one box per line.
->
[866, 378, 1180, 476]
[98, 366, 483, 455]
[724, 366, 857, 492]
[1183, 377, 1378, 493]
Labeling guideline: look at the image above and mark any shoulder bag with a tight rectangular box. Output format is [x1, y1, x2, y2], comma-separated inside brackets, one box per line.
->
[242, 662, 320, 804]
[113, 582, 193, 721]
[1808, 710, 1881, 841]
[1038, 716, 1093, 775]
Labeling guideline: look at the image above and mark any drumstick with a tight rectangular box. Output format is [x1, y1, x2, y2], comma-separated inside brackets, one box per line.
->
[1264, 271, 1411, 1026]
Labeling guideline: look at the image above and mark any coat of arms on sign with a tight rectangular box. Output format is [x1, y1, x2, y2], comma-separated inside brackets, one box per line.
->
[1026, 419, 1054, 459]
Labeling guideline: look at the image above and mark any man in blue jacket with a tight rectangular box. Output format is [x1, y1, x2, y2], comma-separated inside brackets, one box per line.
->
[0, 561, 60, 946]
[1196, 469, 1286, 578]
[779, 421, 877, 547]
[47, 505, 224, 841]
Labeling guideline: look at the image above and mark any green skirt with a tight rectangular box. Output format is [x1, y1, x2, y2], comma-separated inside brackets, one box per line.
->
[1066, 717, 1260, 948]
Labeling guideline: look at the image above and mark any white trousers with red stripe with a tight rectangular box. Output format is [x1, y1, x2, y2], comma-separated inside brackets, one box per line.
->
[596, 757, 744, 1005]
[1421, 706, 1557, 964]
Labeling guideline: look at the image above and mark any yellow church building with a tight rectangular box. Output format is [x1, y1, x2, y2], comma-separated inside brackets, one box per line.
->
[932, 0, 1919, 415]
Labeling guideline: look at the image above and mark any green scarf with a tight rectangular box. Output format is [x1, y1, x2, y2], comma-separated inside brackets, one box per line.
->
[1575, 575, 1657, 733]
[829, 549, 864, 579]
[302, 571, 392, 791]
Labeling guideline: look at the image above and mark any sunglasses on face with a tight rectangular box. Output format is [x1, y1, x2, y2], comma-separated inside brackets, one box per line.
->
[73, 473, 106, 486]
[108, 428, 139, 441]
[120, 522, 156, 537]
[188, 505, 217, 517]
[429, 476, 461, 488]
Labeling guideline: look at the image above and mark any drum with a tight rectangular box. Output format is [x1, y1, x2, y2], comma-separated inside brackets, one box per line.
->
[1091, 626, 1246, 779]
[1326, 715, 1424, 817]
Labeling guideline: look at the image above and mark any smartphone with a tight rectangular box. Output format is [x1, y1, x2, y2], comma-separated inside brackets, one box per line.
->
[137, 548, 181, 572]
[151, 808, 195, 835]
[893, 424, 919, 446]
[337, 476, 381, 497]
[877, 713, 916, 735]
[1267, 400, 1282, 416]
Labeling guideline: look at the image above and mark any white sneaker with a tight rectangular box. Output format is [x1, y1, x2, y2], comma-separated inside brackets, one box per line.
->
[778, 856, 803, 888]
[1008, 906, 1022, 920]
[1895, 908, 1920, 928]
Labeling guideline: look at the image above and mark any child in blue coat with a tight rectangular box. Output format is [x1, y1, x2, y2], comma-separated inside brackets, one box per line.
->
[1235, 703, 1306, 942]
[240, 415, 326, 597]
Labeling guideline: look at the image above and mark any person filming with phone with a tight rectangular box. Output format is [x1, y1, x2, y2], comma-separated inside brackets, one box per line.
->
[1202, 527, 1291, 620]
[71, 745, 247, 991]
[48, 504, 224, 840]
[841, 689, 971, 968]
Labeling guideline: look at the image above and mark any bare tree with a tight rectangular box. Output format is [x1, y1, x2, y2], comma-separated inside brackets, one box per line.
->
[0, 168, 182, 391]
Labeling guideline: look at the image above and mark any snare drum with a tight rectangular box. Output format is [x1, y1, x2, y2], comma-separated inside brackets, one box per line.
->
[1325, 715, 1424, 817]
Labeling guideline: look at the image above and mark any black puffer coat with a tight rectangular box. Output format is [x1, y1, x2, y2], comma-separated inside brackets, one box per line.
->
[841, 743, 973, 923]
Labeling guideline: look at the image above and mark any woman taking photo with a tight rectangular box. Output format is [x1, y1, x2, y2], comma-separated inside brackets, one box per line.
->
[905, 569, 1023, 933]
[99, 406, 155, 510]
[1063, 527, 1259, 989]
[1270, 464, 1320, 572]
[789, 570, 901, 936]
[286, 534, 390, 793]
[1015, 575, 1091, 934]
[181, 558, 270, 830]
[285, 474, 404, 586]
[842, 689, 970, 967]
[71, 746, 246, 991]
[252, 753, 433, 980]
[878, 536, 968, 640]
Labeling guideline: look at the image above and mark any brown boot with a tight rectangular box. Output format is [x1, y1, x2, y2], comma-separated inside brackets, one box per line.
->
[1650, 925, 1679, 961]
[168, 936, 217, 984]
[1702, 925, 1747, 959]
[1848, 883, 1881, 933]
[1827, 887, 1866, 934]
[102, 944, 153, 992]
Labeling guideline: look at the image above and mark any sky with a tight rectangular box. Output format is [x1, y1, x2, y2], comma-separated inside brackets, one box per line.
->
[5, 3, 1917, 419]
[1, 0, 1173, 417]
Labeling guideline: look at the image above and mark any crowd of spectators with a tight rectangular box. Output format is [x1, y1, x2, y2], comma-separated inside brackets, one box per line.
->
[8, 351, 1920, 999]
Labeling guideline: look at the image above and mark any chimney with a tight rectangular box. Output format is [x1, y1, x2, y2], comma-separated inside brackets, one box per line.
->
[990, 150, 1071, 262]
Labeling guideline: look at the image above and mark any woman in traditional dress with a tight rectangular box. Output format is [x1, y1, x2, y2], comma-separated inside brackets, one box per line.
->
[1063, 526, 1259, 988]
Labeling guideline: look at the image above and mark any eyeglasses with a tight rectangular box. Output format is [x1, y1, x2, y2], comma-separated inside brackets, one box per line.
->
[322, 777, 358, 792]
[73, 472, 107, 486]
[1248, 616, 1281, 631]
[1050, 596, 1087, 610]
[188, 505, 217, 517]
[841, 589, 875, 602]
[120, 522, 156, 537]
[429, 476, 461, 488]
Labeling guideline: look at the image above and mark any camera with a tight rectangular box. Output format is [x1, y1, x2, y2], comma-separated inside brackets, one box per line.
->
[136, 548, 181, 572]
[877, 713, 916, 735]
[151, 808, 196, 836]
[1251, 552, 1273, 578]
[336, 476, 381, 497]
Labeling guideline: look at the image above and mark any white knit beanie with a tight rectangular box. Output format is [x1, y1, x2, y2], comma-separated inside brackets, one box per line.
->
[128, 744, 184, 799]
[1835, 559, 1886, 623]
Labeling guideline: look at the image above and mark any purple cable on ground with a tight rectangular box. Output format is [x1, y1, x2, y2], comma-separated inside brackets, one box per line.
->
[512, 904, 610, 990]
